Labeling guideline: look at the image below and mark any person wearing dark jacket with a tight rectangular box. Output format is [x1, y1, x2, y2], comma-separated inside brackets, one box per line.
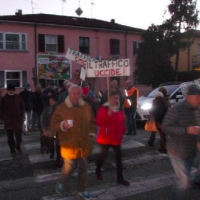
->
[148, 92, 168, 153]
[0, 83, 25, 156]
[41, 95, 61, 164]
[41, 81, 58, 108]
[123, 80, 139, 135]
[19, 83, 35, 135]
[162, 84, 200, 200]
[31, 84, 43, 130]
[148, 87, 171, 153]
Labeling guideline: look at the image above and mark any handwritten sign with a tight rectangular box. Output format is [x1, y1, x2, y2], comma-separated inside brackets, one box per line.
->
[65, 48, 97, 66]
[65, 48, 130, 78]
[80, 67, 87, 81]
[86, 59, 130, 77]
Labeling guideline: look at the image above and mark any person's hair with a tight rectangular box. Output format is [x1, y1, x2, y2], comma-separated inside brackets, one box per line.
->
[49, 94, 58, 101]
[154, 91, 164, 98]
[68, 84, 81, 94]
[158, 87, 168, 97]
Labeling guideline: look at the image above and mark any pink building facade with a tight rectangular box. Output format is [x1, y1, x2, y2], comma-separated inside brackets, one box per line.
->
[0, 13, 150, 94]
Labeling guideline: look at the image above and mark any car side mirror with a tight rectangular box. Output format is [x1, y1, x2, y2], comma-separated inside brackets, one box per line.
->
[176, 94, 183, 99]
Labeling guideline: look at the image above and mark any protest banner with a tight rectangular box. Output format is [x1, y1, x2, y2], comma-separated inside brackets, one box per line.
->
[37, 54, 72, 80]
[65, 48, 130, 78]
[80, 67, 87, 81]
[86, 59, 130, 77]
[65, 48, 97, 67]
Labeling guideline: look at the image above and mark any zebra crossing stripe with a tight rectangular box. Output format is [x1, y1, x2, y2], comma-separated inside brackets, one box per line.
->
[41, 168, 198, 200]
[35, 153, 168, 184]
[40, 173, 174, 200]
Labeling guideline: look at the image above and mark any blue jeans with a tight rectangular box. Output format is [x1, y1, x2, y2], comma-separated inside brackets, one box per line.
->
[124, 109, 136, 134]
[169, 155, 193, 200]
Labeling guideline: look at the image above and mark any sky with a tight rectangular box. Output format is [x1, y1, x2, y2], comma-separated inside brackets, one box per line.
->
[0, 0, 200, 30]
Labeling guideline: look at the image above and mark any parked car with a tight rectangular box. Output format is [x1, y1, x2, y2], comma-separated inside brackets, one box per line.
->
[136, 82, 189, 121]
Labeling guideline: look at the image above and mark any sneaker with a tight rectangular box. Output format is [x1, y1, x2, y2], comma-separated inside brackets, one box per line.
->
[117, 178, 130, 186]
[78, 191, 91, 200]
[133, 131, 137, 135]
[23, 131, 27, 136]
[49, 154, 54, 159]
[148, 140, 153, 147]
[55, 182, 67, 197]
[16, 148, 22, 155]
[126, 131, 132, 135]
[11, 150, 16, 157]
[95, 169, 103, 180]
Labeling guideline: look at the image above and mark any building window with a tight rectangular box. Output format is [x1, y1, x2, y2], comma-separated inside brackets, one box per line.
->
[38, 34, 64, 53]
[79, 37, 90, 54]
[45, 35, 57, 52]
[133, 41, 141, 56]
[0, 70, 27, 88]
[0, 32, 27, 51]
[110, 39, 120, 55]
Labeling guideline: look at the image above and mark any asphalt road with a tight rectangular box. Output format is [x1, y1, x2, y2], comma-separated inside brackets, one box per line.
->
[0, 121, 200, 200]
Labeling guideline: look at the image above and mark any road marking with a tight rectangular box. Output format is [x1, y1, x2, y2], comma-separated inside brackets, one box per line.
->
[40, 173, 174, 200]
[35, 163, 97, 183]
[35, 153, 168, 184]
[41, 168, 198, 200]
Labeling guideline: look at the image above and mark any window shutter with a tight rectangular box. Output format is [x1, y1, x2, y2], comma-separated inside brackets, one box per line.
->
[110, 39, 120, 54]
[133, 41, 137, 55]
[58, 35, 64, 53]
[0, 71, 4, 88]
[22, 71, 27, 86]
[38, 34, 45, 52]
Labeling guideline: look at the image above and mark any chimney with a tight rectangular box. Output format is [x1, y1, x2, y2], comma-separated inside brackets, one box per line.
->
[111, 19, 115, 24]
[15, 9, 22, 16]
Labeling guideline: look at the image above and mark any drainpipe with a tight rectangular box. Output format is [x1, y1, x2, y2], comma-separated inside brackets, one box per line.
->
[125, 31, 128, 81]
[34, 24, 37, 86]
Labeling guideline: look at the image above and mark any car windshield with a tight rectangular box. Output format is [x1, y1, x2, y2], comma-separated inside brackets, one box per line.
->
[144, 85, 179, 98]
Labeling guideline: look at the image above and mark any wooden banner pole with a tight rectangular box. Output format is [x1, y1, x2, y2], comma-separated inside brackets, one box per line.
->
[107, 76, 110, 101]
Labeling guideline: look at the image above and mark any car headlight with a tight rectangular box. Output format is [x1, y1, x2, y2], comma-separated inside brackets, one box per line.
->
[141, 103, 152, 110]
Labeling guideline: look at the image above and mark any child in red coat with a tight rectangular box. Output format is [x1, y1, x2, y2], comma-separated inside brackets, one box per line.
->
[95, 91, 130, 186]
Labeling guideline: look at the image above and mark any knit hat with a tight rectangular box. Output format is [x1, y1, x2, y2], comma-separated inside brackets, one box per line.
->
[187, 84, 200, 95]
[82, 86, 90, 95]
[7, 83, 15, 91]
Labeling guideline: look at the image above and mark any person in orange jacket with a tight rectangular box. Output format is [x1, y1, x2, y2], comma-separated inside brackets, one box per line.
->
[123, 80, 139, 135]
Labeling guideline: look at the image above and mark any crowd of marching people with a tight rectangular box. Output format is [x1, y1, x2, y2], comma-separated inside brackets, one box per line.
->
[1, 79, 200, 200]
